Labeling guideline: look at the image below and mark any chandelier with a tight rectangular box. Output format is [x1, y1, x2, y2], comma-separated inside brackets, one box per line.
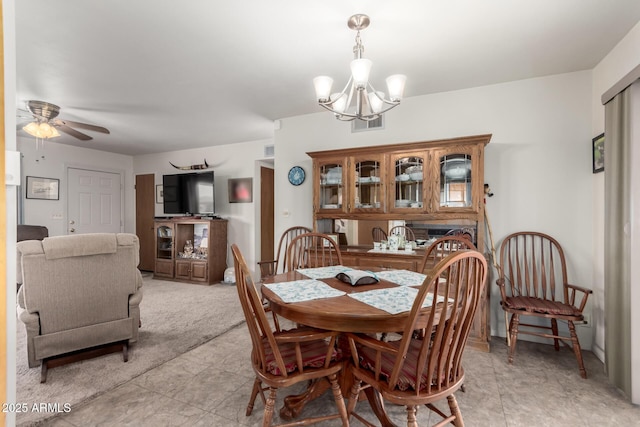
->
[313, 14, 407, 122]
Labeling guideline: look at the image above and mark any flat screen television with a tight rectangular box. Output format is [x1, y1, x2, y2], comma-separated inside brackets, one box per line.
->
[162, 171, 215, 215]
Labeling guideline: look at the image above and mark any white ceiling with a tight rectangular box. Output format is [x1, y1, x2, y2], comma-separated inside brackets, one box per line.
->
[15, 1, 640, 156]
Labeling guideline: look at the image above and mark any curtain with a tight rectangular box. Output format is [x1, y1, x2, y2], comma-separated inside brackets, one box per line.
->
[604, 86, 632, 398]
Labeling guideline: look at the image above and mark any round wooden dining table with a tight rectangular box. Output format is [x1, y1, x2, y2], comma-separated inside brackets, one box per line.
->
[261, 268, 427, 427]
[261, 269, 432, 332]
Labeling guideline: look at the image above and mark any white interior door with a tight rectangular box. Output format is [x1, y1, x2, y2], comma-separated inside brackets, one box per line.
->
[67, 167, 123, 234]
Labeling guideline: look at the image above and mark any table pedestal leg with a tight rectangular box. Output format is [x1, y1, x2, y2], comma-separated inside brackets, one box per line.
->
[279, 378, 330, 420]
[364, 387, 398, 427]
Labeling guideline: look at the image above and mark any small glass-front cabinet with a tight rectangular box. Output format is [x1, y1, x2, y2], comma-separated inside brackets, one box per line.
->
[315, 157, 346, 213]
[389, 151, 427, 213]
[433, 147, 479, 213]
[156, 224, 173, 259]
[350, 154, 384, 212]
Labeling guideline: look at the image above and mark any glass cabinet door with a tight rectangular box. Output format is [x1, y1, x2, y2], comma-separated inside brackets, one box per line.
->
[316, 158, 346, 212]
[435, 149, 477, 212]
[390, 152, 427, 212]
[350, 155, 384, 212]
[156, 224, 173, 259]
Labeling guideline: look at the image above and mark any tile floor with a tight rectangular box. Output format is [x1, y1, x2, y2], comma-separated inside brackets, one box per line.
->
[33, 326, 639, 427]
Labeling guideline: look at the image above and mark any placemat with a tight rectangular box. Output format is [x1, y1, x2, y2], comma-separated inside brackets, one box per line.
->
[375, 269, 427, 287]
[296, 265, 350, 279]
[348, 286, 447, 314]
[265, 279, 346, 303]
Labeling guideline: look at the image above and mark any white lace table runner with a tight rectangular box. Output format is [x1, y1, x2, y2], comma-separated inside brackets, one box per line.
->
[296, 265, 350, 279]
[348, 287, 447, 315]
[265, 279, 346, 303]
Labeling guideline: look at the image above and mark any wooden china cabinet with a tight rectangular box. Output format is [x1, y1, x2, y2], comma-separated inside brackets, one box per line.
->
[307, 134, 492, 351]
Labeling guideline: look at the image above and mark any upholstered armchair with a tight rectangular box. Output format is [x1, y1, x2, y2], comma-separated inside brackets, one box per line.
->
[17, 233, 143, 380]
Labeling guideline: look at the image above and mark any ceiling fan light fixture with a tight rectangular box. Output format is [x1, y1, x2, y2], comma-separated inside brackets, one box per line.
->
[23, 121, 60, 139]
[313, 14, 407, 122]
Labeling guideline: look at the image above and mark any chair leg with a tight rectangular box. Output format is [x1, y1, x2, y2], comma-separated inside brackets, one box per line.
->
[347, 378, 362, 416]
[40, 361, 48, 384]
[246, 378, 262, 416]
[122, 342, 129, 362]
[406, 404, 418, 427]
[551, 318, 560, 351]
[568, 321, 588, 379]
[328, 373, 349, 426]
[504, 311, 511, 347]
[447, 394, 464, 427]
[263, 387, 277, 427]
[508, 314, 520, 364]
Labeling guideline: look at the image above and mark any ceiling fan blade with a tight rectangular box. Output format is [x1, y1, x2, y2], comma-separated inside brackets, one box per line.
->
[57, 124, 93, 141]
[58, 119, 110, 134]
[17, 108, 33, 119]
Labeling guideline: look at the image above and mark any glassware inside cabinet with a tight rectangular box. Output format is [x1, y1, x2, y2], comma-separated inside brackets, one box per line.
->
[394, 156, 424, 209]
[156, 225, 173, 259]
[319, 163, 343, 209]
[354, 159, 381, 209]
[440, 154, 472, 207]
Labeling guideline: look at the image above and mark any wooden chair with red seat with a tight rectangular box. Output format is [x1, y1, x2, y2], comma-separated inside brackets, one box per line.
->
[231, 244, 349, 427]
[346, 250, 487, 427]
[286, 232, 343, 271]
[496, 231, 592, 378]
[418, 235, 477, 273]
[258, 226, 312, 279]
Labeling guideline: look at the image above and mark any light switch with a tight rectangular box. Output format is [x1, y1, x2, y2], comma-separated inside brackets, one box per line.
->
[5, 151, 20, 186]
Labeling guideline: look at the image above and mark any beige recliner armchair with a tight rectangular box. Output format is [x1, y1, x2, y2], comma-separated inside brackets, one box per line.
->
[17, 233, 143, 381]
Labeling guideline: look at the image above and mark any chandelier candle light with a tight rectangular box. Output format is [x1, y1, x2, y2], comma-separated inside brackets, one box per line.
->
[313, 14, 407, 121]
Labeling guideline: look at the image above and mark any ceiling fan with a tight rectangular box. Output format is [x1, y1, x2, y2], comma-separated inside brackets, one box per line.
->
[17, 100, 110, 141]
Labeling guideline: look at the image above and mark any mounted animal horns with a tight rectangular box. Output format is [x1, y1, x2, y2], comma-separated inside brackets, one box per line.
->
[169, 159, 209, 170]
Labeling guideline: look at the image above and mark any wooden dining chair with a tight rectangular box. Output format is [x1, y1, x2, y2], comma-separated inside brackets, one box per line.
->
[258, 226, 312, 279]
[389, 225, 416, 242]
[231, 244, 349, 427]
[346, 250, 488, 427]
[371, 227, 388, 242]
[496, 231, 592, 378]
[286, 232, 343, 271]
[418, 235, 477, 273]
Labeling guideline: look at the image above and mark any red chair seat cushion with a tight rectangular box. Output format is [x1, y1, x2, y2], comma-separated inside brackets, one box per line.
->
[263, 335, 338, 376]
[505, 296, 581, 316]
[358, 339, 443, 391]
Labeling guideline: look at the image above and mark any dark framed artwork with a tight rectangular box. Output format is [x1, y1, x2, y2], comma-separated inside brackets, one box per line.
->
[592, 133, 604, 173]
[26, 176, 60, 200]
[228, 178, 253, 203]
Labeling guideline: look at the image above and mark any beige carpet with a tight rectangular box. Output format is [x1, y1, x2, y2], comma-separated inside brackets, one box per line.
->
[15, 275, 244, 426]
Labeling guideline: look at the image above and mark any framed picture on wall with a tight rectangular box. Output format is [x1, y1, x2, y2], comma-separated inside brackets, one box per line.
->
[228, 178, 253, 203]
[26, 176, 59, 200]
[592, 133, 604, 173]
[156, 185, 164, 204]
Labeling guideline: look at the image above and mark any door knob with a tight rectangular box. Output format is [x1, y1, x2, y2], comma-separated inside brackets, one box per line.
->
[69, 220, 75, 225]
[69, 228, 75, 233]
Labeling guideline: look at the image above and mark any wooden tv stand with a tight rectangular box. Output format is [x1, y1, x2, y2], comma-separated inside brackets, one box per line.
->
[153, 218, 228, 285]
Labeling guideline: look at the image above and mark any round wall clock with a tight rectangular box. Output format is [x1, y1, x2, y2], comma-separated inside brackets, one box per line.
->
[288, 166, 306, 186]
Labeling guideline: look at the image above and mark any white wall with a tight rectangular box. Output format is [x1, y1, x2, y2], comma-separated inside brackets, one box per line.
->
[275, 70, 595, 349]
[591, 20, 640, 361]
[133, 139, 273, 276]
[17, 138, 135, 236]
